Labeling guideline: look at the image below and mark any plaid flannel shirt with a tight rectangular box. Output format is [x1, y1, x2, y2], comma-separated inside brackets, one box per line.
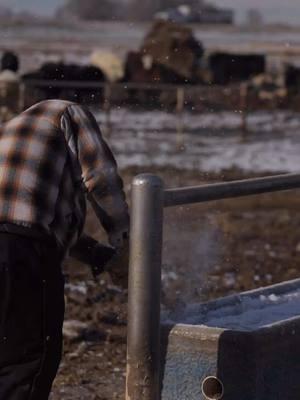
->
[0, 100, 129, 249]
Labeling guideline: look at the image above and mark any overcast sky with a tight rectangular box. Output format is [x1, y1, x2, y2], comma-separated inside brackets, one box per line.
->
[1, 0, 300, 24]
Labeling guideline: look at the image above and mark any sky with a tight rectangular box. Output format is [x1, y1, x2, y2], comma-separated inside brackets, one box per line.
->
[1, 0, 300, 24]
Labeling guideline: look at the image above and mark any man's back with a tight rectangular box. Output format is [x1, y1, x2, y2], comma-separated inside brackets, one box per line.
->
[0, 100, 129, 249]
[0, 100, 82, 246]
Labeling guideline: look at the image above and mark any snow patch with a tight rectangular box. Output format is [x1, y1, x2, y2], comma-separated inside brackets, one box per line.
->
[93, 109, 300, 174]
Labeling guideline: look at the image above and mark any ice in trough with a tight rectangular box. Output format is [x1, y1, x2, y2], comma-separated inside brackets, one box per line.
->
[160, 278, 300, 400]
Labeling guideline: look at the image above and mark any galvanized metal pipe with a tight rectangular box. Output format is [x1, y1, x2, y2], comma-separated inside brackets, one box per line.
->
[126, 174, 164, 400]
[126, 172, 300, 400]
[164, 173, 300, 208]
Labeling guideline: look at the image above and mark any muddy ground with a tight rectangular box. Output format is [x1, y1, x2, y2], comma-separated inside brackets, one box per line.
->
[49, 167, 300, 399]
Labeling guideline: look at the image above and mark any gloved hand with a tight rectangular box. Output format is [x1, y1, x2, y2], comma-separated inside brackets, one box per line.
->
[70, 234, 116, 279]
[90, 243, 116, 279]
[109, 229, 129, 250]
[70, 233, 129, 286]
[104, 237, 129, 289]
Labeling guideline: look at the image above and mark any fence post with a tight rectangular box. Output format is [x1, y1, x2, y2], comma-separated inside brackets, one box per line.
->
[240, 83, 248, 133]
[176, 87, 185, 150]
[104, 83, 112, 136]
[126, 174, 164, 400]
[18, 82, 26, 112]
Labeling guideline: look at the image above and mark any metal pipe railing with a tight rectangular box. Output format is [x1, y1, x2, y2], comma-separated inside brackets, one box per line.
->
[126, 172, 300, 400]
[164, 173, 300, 208]
[126, 175, 164, 400]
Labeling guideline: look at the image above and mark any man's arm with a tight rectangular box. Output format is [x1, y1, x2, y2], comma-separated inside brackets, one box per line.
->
[62, 104, 130, 286]
[63, 104, 129, 261]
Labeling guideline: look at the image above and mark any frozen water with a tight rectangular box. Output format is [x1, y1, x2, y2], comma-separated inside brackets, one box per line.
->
[164, 283, 300, 331]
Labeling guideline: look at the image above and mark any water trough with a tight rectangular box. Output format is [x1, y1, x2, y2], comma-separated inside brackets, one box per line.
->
[161, 278, 300, 400]
[126, 173, 300, 400]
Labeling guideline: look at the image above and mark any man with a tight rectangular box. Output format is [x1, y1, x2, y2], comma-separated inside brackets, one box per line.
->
[0, 100, 129, 400]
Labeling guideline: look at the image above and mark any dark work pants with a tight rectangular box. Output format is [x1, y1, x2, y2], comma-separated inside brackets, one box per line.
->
[0, 233, 64, 400]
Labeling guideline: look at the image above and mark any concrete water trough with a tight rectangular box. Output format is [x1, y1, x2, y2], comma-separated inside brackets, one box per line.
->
[160, 278, 300, 400]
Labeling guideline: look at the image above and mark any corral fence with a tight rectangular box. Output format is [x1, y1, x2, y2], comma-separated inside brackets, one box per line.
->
[19, 79, 259, 132]
[126, 172, 300, 400]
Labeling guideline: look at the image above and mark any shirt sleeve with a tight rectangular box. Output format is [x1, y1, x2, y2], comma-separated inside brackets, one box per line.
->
[62, 104, 129, 248]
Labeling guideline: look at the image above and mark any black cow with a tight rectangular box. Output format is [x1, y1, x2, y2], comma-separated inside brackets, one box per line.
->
[209, 52, 266, 85]
[285, 65, 300, 94]
[1, 51, 19, 72]
[22, 62, 106, 104]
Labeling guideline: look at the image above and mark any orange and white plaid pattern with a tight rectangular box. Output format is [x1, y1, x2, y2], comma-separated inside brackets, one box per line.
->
[0, 100, 129, 249]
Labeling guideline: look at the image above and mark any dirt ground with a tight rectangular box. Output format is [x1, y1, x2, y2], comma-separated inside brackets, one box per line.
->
[50, 167, 300, 399]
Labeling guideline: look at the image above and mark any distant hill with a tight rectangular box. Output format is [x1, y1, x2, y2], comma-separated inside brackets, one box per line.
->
[56, 0, 127, 21]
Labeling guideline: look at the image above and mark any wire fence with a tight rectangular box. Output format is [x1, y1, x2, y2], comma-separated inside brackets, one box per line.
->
[20, 79, 250, 132]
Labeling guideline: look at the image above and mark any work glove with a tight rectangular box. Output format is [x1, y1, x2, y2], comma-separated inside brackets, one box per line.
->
[109, 229, 129, 250]
[70, 235, 116, 279]
[70, 233, 129, 287]
[104, 237, 130, 289]
[90, 242, 116, 279]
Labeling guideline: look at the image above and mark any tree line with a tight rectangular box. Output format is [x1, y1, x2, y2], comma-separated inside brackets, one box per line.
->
[56, 0, 202, 21]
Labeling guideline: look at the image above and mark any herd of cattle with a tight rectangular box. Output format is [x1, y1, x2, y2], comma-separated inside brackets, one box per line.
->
[21, 53, 299, 105]
[3, 21, 300, 105]
[21, 52, 267, 100]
